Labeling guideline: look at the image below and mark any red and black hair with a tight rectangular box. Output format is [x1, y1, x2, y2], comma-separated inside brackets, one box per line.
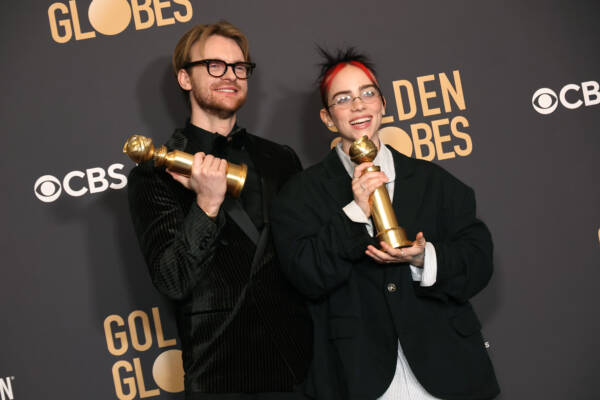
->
[317, 47, 380, 108]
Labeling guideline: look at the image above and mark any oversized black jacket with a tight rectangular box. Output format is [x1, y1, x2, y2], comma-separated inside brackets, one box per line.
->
[128, 126, 312, 395]
[271, 147, 499, 400]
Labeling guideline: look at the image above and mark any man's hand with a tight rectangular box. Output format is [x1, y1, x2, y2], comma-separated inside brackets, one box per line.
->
[352, 162, 388, 217]
[366, 232, 427, 266]
[167, 152, 227, 218]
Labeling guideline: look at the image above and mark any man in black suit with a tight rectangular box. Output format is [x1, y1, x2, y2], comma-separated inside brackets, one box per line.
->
[127, 21, 312, 399]
[271, 49, 499, 400]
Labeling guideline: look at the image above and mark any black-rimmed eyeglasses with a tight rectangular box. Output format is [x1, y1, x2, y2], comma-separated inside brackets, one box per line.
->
[183, 59, 256, 79]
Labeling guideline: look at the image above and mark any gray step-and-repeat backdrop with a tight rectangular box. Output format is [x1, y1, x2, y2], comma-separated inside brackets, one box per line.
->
[1, 1, 598, 399]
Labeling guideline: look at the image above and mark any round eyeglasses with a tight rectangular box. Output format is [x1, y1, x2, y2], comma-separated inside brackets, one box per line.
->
[183, 59, 256, 79]
[328, 86, 382, 109]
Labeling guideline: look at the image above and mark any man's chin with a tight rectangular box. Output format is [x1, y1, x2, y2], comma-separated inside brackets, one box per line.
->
[201, 99, 246, 119]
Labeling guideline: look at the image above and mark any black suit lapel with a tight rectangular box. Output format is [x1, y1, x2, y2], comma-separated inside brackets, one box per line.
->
[243, 132, 279, 224]
[221, 197, 260, 244]
[322, 149, 355, 209]
[242, 133, 279, 274]
[389, 147, 423, 237]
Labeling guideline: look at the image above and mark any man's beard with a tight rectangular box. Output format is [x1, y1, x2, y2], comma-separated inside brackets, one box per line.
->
[192, 86, 247, 119]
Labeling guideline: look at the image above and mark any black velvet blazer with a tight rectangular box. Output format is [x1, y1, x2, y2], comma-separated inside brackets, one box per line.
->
[271, 147, 499, 400]
[128, 126, 312, 394]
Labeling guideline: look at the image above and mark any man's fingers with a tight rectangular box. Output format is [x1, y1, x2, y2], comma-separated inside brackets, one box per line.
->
[167, 169, 191, 189]
[219, 158, 228, 172]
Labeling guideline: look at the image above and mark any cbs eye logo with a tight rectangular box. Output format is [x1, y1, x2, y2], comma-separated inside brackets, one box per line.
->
[34, 175, 63, 203]
[34, 163, 127, 203]
[532, 80, 600, 115]
[531, 88, 558, 115]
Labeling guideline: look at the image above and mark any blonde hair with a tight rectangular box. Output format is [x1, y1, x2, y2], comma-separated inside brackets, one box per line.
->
[172, 20, 250, 75]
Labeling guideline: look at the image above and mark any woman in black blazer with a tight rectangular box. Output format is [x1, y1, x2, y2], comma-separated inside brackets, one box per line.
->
[271, 48, 499, 400]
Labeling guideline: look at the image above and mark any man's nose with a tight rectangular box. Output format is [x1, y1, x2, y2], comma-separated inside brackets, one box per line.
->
[221, 65, 237, 80]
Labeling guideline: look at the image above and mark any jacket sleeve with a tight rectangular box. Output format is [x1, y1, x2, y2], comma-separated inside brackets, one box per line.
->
[271, 173, 373, 301]
[127, 164, 225, 301]
[418, 172, 493, 303]
[282, 144, 303, 174]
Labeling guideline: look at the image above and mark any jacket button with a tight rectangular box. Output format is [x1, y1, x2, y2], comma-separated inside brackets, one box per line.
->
[386, 283, 397, 292]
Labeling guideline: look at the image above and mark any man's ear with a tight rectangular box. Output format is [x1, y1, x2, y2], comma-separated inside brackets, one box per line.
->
[177, 68, 192, 91]
[381, 95, 387, 115]
[320, 108, 338, 132]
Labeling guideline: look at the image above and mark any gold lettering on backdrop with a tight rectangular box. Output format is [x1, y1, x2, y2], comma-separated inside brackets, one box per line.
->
[152, 349, 185, 392]
[173, 0, 193, 23]
[410, 123, 435, 161]
[153, 0, 176, 26]
[69, 0, 96, 40]
[48, 0, 193, 43]
[440, 70, 466, 112]
[378, 126, 413, 157]
[133, 358, 160, 397]
[128, 310, 153, 352]
[105, 307, 181, 398]
[378, 70, 473, 161]
[393, 80, 417, 121]
[48, 3, 72, 43]
[416, 74, 441, 117]
[431, 118, 455, 160]
[88, 0, 133, 36]
[105, 314, 129, 356]
[153, 307, 177, 348]
[131, 0, 155, 30]
[113, 360, 136, 400]
[451, 116, 473, 156]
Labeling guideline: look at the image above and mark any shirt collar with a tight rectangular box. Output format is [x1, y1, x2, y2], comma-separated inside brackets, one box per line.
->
[183, 121, 247, 153]
[335, 137, 395, 182]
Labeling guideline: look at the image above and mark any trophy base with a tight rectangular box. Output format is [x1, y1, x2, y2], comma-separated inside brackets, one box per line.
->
[377, 227, 413, 249]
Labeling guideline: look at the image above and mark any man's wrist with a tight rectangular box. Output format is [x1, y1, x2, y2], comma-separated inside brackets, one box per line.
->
[196, 196, 222, 219]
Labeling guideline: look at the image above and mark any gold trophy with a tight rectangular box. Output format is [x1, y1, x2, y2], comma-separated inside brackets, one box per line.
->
[349, 135, 412, 248]
[123, 135, 247, 198]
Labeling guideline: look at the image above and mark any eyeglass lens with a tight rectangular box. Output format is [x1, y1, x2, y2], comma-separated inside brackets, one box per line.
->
[332, 87, 380, 107]
[207, 60, 251, 79]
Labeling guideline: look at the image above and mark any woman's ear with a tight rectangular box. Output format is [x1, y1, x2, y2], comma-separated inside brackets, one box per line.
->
[320, 108, 338, 132]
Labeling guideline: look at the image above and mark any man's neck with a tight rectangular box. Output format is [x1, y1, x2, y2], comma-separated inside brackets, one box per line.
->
[190, 111, 237, 136]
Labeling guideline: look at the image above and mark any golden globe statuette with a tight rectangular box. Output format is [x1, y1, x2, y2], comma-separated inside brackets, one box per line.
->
[349, 135, 412, 248]
[123, 135, 247, 197]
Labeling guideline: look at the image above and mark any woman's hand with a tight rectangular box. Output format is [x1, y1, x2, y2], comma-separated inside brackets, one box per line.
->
[366, 232, 427, 266]
[352, 162, 388, 217]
